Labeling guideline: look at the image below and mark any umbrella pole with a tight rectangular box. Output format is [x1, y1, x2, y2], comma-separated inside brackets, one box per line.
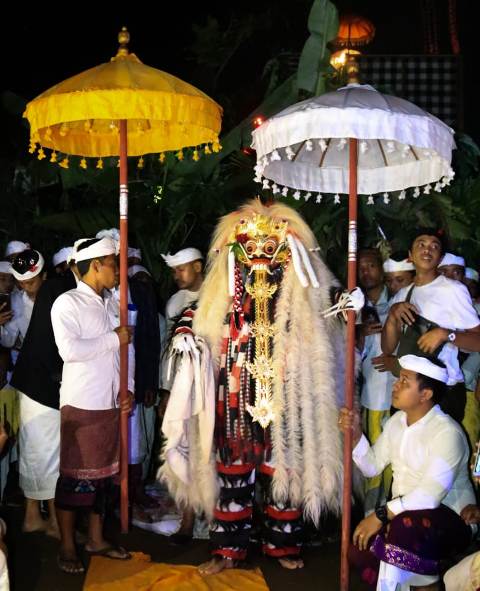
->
[340, 137, 358, 591]
[119, 119, 130, 533]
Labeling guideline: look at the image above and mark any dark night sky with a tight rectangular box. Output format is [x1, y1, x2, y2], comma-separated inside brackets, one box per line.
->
[2, 1, 478, 141]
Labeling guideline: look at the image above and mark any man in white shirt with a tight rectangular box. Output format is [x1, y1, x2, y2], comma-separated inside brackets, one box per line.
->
[382, 228, 480, 423]
[51, 237, 133, 574]
[161, 248, 204, 334]
[158, 247, 204, 544]
[357, 249, 395, 514]
[339, 354, 474, 590]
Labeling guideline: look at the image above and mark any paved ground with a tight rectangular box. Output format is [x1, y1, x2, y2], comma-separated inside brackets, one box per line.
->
[2, 504, 370, 590]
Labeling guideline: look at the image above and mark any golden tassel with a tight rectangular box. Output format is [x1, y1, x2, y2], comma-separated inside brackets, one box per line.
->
[59, 157, 69, 169]
[80, 158, 87, 169]
[96, 158, 103, 170]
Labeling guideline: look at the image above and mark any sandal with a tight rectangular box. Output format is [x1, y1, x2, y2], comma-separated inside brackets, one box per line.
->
[85, 544, 131, 560]
[57, 553, 85, 575]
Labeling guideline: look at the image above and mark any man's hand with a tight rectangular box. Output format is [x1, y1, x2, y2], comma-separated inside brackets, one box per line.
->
[144, 389, 157, 408]
[460, 504, 480, 525]
[120, 390, 134, 415]
[114, 326, 133, 346]
[338, 407, 362, 448]
[0, 302, 13, 326]
[417, 328, 448, 354]
[389, 302, 418, 326]
[353, 513, 383, 551]
[360, 322, 383, 337]
[372, 354, 397, 373]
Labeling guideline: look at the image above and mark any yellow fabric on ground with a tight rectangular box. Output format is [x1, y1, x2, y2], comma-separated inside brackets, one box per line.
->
[462, 390, 480, 454]
[362, 408, 392, 512]
[83, 552, 269, 591]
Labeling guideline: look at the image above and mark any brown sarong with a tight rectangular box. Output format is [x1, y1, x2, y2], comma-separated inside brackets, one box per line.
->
[60, 405, 119, 480]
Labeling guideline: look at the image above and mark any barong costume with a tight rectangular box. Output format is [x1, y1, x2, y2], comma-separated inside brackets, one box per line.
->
[160, 199, 346, 561]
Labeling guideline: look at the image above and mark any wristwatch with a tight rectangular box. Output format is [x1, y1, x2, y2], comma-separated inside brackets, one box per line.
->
[447, 331, 456, 343]
[375, 505, 389, 525]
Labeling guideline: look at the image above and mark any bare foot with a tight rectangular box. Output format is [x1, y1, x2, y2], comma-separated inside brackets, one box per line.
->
[45, 522, 61, 540]
[198, 556, 236, 576]
[57, 550, 85, 575]
[22, 518, 46, 534]
[278, 557, 304, 569]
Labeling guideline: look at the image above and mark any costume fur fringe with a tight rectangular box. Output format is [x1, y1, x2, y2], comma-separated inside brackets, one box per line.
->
[167, 199, 348, 525]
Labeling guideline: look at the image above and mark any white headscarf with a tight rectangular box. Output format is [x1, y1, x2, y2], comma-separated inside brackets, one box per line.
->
[53, 247, 74, 267]
[399, 354, 448, 384]
[465, 267, 479, 282]
[383, 258, 415, 273]
[74, 237, 118, 263]
[128, 264, 151, 279]
[439, 253, 465, 267]
[5, 240, 29, 257]
[161, 248, 203, 268]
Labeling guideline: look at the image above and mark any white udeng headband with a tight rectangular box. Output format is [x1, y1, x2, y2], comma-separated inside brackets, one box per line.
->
[53, 246, 73, 267]
[439, 252, 465, 267]
[161, 248, 203, 268]
[398, 354, 448, 384]
[128, 264, 151, 278]
[5, 240, 29, 257]
[11, 251, 45, 281]
[383, 258, 415, 273]
[465, 267, 479, 282]
[74, 237, 118, 263]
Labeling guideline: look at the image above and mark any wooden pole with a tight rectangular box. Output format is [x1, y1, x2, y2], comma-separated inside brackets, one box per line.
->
[339, 137, 358, 591]
[119, 119, 129, 533]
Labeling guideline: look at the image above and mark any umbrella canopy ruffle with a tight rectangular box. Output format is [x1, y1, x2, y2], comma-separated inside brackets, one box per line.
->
[24, 52, 222, 158]
[252, 84, 455, 199]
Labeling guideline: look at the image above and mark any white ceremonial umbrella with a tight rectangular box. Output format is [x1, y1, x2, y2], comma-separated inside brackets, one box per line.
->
[251, 82, 455, 591]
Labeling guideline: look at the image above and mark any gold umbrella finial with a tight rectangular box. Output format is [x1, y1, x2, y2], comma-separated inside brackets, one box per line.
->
[116, 27, 130, 57]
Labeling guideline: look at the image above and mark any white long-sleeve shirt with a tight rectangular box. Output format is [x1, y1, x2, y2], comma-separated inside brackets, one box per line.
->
[51, 280, 133, 410]
[0, 290, 34, 350]
[353, 404, 475, 516]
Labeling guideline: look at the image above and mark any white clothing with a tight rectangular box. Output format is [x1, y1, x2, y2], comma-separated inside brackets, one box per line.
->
[377, 561, 437, 590]
[18, 392, 59, 499]
[353, 405, 475, 516]
[165, 289, 200, 333]
[444, 551, 478, 591]
[105, 287, 135, 396]
[0, 290, 35, 350]
[391, 275, 480, 385]
[361, 287, 395, 411]
[52, 281, 123, 410]
[162, 290, 200, 390]
[162, 336, 215, 485]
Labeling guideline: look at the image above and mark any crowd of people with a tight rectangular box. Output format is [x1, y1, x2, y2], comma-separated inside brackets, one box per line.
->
[0, 221, 480, 591]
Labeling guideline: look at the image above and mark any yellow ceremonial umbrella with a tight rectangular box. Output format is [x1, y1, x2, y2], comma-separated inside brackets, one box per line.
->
[23, 27, 223, 533]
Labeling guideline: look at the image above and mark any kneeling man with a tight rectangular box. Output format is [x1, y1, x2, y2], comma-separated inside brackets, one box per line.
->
[339, 354, 475, 590]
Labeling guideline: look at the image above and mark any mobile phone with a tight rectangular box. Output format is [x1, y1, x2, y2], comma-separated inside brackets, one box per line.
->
[0, 293, 11, 313]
